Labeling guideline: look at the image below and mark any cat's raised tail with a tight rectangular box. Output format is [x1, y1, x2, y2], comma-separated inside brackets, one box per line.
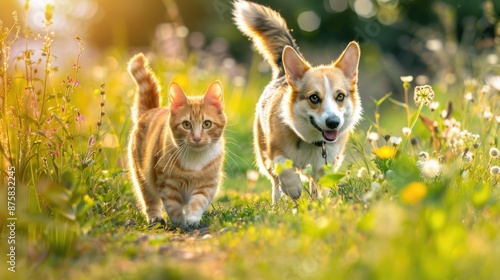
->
[128, 53, 162, 122]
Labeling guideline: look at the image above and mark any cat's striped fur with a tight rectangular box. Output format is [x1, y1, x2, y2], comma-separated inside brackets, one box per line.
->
[127, 53, 226, 228]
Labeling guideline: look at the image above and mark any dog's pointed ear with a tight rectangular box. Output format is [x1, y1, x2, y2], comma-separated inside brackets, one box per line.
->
[283, 46, 310, 85]
[203, 80, 224, 112]
[334, 41, 360, 81]
[168, 82, 188, 112]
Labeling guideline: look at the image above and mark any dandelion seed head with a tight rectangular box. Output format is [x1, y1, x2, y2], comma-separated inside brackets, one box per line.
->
[414, 85, 435, 106]
[491, 166, 500, 175]
[420, 159, 440, 178]
[490, 147, 499, 158]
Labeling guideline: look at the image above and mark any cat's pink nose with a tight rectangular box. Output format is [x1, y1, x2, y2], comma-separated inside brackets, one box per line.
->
[193, 136, 202, 142]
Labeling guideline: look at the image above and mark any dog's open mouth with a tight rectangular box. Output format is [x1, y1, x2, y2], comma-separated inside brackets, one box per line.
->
[310, 116, 339, 142]
[322, 130, 339, 142]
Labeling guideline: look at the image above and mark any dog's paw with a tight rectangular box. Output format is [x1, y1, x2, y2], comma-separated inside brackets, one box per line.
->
[148, 217, 167, 229]
[279, 169, 302, 200]
[309, 180, 322, 200]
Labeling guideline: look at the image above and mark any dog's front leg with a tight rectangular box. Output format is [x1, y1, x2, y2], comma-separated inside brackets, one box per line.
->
[273, 156, 302, 201]
[310, 167, 326, 200]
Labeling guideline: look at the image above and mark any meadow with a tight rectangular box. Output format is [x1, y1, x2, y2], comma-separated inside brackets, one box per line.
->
[1, 1, 500, 279]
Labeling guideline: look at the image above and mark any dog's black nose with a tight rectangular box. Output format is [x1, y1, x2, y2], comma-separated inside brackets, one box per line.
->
[325, 116, 340, 129]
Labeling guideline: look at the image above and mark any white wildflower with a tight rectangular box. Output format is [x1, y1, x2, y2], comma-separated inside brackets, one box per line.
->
[484, 110, 493, 121]
[464, 91, 474, 102]
[357, 167, 368, 178]
[463, 151, 473, 163]
[371, 181, 381, 191]
[487, 75, 500, 91]
[400, 76, 414, 83]
[368, 132, 379, 141]
[429, 101, 439, 111]
[402, 127, 411, 137]
[414, 85, 435, 106]
[389, 136, 403, 146]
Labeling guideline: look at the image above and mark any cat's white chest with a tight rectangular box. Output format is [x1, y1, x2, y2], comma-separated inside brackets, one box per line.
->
[179, 142, 223, 171]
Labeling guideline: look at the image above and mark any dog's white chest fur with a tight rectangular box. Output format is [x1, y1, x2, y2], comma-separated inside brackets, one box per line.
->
[279, 140, 343, 171]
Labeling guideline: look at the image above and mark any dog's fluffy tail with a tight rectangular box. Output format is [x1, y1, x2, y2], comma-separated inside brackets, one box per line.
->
[233, 0, 300, 78]
[128, 53, 162, 122]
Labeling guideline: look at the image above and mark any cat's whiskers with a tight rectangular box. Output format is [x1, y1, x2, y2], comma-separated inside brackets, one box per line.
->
[153, 140, 177, 169]
[163, 144, 187, 175]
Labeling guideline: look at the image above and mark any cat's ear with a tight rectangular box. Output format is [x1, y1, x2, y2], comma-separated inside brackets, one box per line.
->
[203, 81, 224, 112]
[168, 82, 188, 111]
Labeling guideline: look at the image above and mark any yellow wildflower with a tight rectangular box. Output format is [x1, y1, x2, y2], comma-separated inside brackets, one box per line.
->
[400, 182, 427, 205]
[374, 146, 397, 159]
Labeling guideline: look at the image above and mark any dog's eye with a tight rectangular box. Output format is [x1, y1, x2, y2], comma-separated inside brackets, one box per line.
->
[202, 120, 212, 129]
[309, 93, 321, 104]
[336, 93, 345, 102]
[182, 121, 192, 129]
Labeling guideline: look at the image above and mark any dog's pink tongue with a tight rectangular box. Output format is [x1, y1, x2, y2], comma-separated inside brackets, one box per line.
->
[323, 130, 339, 141]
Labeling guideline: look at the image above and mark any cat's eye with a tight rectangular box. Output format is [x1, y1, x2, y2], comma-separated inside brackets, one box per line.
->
[336, 92, 345, 102]
[309, 93, 321, 104]
[202, 120, 212, 129]
[182, 121, 192, 129]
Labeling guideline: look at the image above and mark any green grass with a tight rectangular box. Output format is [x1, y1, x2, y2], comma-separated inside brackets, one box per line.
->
[1, 3, 500, 280]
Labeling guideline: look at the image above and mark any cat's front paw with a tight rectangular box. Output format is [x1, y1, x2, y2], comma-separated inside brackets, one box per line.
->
[148, 217, 167, 229]
[185, 215, 202, 228]
[279, 169, 302, 200]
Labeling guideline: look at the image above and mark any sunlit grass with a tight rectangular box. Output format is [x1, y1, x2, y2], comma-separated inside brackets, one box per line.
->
[1, 2, 500, 280]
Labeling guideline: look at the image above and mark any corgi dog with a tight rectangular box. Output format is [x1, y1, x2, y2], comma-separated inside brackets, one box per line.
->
[233, 1, 362, 203]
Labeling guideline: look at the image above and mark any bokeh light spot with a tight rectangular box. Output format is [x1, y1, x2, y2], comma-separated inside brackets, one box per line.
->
[297, 11, 321, 32]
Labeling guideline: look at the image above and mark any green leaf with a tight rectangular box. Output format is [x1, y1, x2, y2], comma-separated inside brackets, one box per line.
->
[372, 92, 392, 106]
[389, 97, 407, 108]
[318, 172, 346, 188]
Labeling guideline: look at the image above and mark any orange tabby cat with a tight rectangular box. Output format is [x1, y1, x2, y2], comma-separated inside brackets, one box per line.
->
[127, 53, 226, 229]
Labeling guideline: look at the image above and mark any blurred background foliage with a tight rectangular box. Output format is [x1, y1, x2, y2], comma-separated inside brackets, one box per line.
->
[2, 0, 499, 102]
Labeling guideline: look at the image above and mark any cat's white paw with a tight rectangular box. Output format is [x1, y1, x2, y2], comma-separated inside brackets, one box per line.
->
[279, 169, 302, 200]
[185, 215, 202, 228]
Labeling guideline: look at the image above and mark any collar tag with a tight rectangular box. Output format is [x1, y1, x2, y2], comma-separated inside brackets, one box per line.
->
[321, 142, 327, 165]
